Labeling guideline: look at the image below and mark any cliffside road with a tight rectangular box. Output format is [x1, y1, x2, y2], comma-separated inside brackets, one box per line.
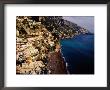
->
[47, 51, 67, 74]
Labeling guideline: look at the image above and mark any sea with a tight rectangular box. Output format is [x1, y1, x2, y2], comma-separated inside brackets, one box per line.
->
[60, 34, 94, 74]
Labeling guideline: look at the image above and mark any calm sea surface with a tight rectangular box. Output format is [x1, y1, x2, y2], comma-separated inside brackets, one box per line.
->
[60, 34, 94, 74]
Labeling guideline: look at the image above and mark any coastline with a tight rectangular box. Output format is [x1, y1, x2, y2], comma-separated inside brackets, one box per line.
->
[16, 16, 92, 74]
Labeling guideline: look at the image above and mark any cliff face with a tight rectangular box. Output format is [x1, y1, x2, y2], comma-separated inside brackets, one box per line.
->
[16, 16, 88, 74]
[47, 51, 67, 74]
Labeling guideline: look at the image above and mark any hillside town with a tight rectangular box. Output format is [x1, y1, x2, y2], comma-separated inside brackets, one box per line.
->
[16, 16, 88, 74]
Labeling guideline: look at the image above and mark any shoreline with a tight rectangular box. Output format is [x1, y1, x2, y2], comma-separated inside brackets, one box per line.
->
[47, 33, 94, 74]
[16, 16, 93, 74]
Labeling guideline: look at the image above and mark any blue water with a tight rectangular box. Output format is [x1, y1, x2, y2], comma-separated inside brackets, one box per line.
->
[60, 34, 94, 74]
